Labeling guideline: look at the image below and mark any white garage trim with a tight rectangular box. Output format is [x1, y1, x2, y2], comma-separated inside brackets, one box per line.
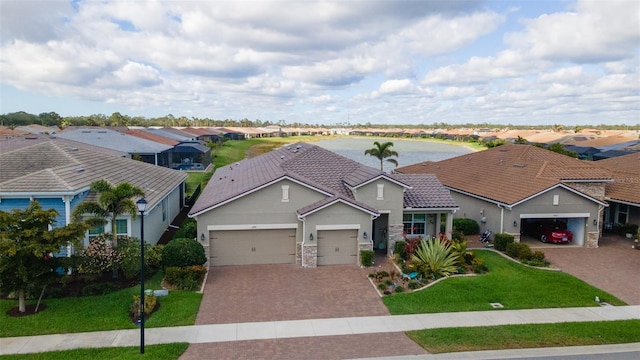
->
[316, 224, 361, 230]
[520, 213, 590, 219]
[207, 223, 298, 231]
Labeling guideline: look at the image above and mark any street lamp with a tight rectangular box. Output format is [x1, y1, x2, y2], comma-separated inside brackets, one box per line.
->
[136, 198, 147, 354]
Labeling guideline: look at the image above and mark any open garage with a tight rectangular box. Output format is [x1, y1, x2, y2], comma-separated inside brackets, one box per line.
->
[209, 229, 296, 266]
[520, 214, 587, 246]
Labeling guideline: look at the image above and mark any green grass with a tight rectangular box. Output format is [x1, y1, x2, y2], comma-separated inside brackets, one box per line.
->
[185, 171, 206, 196]
[407, 320, 640, 354]
[0, 271, 202, 337]
[383, 250, 625, 314]
[0, 343, 189, 360]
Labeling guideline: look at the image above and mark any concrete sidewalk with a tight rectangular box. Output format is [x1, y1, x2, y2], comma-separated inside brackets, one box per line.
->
[1, 305, 639, 356]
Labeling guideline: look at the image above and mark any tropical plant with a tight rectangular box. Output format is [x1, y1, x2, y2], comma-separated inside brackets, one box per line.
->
[411, 238, 459, 279]
[0, 201, 86, 312]
[364, 141, 399, 171]
[72, 180, 145, 247]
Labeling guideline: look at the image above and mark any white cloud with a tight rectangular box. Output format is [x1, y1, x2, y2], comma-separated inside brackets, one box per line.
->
[379, 79, 414, 94]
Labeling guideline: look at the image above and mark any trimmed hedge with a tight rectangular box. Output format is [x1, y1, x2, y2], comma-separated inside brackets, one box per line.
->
[394, 241, 407, 259]
[162, 238, 207, 268]
[493, 233, 515, 251]
[453, 218, 480, 235]
[164, 265, 207, 291]
[360, 250, 374, 267]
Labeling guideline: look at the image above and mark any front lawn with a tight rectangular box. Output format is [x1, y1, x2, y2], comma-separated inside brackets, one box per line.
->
[0, 343, 189, 360]
[0, 271, 202, 337]
[383, 250, 625, 314]
[407, 320, 640, 354]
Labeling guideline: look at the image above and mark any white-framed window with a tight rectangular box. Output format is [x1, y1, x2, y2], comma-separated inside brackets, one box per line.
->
[377, 184, 384, 200]
[403, 213, 426, 236]
[281, 185, 290, 202]
[552, 195, 559, 205]
[115, 219, 128, 236]
[88, 225, 104, 240]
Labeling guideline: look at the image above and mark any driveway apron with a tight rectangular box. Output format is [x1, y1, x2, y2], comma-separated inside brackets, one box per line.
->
[541, 235, 640, 305]
[195, 264, 390, 325]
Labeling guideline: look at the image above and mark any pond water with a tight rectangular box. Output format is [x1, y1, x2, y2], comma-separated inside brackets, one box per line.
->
[312, 137, 474, 170]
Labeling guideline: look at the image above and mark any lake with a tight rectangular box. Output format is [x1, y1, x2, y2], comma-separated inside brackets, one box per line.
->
[312, 137, 474, 170]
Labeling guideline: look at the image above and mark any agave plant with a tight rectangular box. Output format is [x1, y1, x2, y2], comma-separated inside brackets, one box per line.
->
[411, 238, 459, 279]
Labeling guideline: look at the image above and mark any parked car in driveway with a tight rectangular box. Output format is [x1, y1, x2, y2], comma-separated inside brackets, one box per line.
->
[523, 219, 573, 244]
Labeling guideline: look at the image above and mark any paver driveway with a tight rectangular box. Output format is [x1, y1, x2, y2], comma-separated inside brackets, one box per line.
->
[195, 263, 390, 325]
[541, 234, 640, 305]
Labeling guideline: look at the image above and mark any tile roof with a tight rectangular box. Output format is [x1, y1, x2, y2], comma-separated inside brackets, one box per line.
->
[392, 174, 458, 209]
[56, 128, 173, 153]
[396, 144, 612, 205]
[596, 152, 640, 206]
[0, 138, 187, 210]
[124, 129, 178, 146]
[190, 142, 455, 216]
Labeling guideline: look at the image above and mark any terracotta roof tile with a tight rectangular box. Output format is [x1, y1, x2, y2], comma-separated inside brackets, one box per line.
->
[596, 153, 640, 205]
[397, 144, 612, 205]
[190, 142, 455, 215]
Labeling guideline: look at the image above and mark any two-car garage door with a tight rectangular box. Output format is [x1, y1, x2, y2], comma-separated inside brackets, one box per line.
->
[209, 229, 296, 266]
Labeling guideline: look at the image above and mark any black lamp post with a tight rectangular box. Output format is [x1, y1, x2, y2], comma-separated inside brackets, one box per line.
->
[136, 198, 147, 354]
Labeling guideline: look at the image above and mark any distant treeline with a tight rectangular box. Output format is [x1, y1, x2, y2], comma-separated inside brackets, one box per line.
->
[1, 110, 639, 131]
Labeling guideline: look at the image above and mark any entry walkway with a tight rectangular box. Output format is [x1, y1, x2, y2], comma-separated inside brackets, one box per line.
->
[1, 306, 639, 355]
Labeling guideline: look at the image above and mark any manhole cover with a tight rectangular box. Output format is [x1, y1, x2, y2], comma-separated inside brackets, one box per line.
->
[490, 302, 504, 309]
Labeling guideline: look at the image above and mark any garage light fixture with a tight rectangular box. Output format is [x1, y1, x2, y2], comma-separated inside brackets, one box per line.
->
[309, 233, 313, 241]
[363, 232, 367, 239]
[593, 219, 597, 226]
[200, 233, 205, 242]
[513, 221, 518, 228]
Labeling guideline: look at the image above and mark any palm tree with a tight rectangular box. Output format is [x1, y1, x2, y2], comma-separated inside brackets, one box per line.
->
[364, 141, 399, 171]
[72, 180, 145, 247]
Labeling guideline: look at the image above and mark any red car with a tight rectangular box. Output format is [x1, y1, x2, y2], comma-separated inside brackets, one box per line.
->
[534, 221, 573, 243]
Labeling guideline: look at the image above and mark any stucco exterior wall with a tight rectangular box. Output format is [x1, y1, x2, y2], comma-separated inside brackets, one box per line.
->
[304, 201, 373, 242]
[194, 179, 327, 244]
[353, 179, 405, 224]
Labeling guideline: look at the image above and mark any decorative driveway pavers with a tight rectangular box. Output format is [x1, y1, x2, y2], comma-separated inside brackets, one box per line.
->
[195, 264, 389, 325]
[179, 333, 428, 360]
[541, 235, 640, 305]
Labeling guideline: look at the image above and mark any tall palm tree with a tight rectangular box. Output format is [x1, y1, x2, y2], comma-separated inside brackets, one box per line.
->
[364, 141, 399, 171]
[72, 180, 145, 247]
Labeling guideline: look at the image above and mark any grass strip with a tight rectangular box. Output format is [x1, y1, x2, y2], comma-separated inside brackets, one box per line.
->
[383, 250, 625, 314]
[407, 320, 640, 354]
[0, 272, 202, 337]
[0, 342, 189, 360]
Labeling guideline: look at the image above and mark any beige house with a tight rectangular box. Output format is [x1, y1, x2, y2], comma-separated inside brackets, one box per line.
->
[189, 143, 458, 267]
[397, 144, 613, 247]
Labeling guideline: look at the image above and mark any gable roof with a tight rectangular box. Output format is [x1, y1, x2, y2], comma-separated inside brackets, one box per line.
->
[396, 144, 612, 206]
[0, 138, 187, 210]
[596, 152, 640, 206]
[190, 142, 455, 216]
[56, 128, 173, 154]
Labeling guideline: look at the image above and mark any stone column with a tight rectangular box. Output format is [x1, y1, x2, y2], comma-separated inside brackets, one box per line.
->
[303, 243, 318, 268]
[387, 224, 404, 256]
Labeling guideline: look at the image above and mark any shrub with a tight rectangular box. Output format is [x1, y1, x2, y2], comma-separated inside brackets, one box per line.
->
[131, 293, 158, 319]
[162, 238, 207, 268]
[360, 250, 374, 267]
[493, 233, 515, 251]
[367, 273, 376, 278]
[77, 234, 122, 277]
[116, 236, 142, 280]
[472, 258, 488, 274]
[146, 244, 164, 271]
[384, 279, 394, 286]
[173, 218, 197, 240]
[412, 238, 458, 279]
[408, 281, 420, 290]
[532, 250, 546, 262]
[394, 285, 405, 293]
[463, 252, 475, 265]
[505, 242, 532, 260]
[377, 283, 387, 291]
[46, 287, 64, 299]
[404, 237, 421, 259]
[522, 258, 550, 267]
[82, 282, 116, 296]
[164, 265, 207, 291]
[453, 218, 480, 235]
[450, 239, 468, 266]
[394, 241, 407, 259]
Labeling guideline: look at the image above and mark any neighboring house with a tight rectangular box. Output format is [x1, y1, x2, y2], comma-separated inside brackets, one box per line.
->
[595, 152, 640, 229]
[0, 136, 188, 253]
[189, 143, 458, 268]
[56, 128, 174, 166]
[397, 144, 612, 248]
[126, 129, 211, 170]
[179, 127, 224, 143]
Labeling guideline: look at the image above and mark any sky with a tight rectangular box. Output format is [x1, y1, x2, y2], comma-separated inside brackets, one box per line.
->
[0, 0, 639, 126]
